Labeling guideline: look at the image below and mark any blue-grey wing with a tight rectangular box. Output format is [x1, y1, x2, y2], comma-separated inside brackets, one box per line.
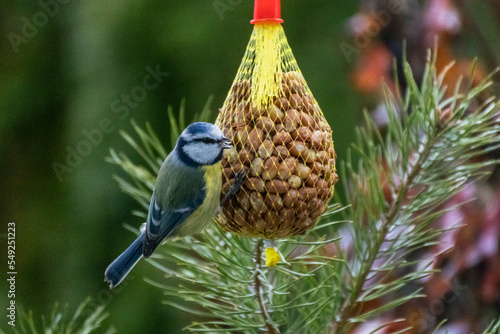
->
[143, 182, 206, 258]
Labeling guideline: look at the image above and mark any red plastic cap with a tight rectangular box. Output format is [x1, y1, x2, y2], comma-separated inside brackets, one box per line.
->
[251, 0, 283, 24]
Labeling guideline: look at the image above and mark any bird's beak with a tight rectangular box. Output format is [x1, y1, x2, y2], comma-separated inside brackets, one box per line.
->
[220, 137, 233, 149]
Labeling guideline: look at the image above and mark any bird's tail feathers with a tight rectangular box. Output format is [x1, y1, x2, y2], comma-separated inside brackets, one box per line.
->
[104, 233, 145, 289]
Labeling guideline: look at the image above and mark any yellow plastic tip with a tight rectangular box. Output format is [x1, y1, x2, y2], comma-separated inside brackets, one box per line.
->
[265, 247, 281, 267]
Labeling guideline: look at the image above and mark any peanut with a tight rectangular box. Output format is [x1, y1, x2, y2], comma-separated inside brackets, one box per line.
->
[311, 130, 324, 149]
[318, 186, 330, 200]
[264, 193, 283, 210]
[233, 208, 247, 226]
[250, 191, 267, 213]
[288, 175, 302, 189]
[306, 173, 319, 187]
[246, 127, 264, 151]
[274, 97, 290, 111]
[319, 121, 331, 131]
[264, 211, 280, 228]
[223, 167, 234, 184]
[273, 131, 292, 146]
[258, 139, 274, 159]
[293, 126, 312, 142]
[301, 113, 314, 128]
[278, 207, 294, 221]
[281, 82, 292, 96]
[236, 190, 251, 210]
[274, 123, 286, 133]
[222, 180, 231, 193]
[282, 157, 297, 174]
[254, 218, 267, 232]
[302, 95, 314, 114]
[222, 199, 235, 217]
[296, 163, 311, 179]
[308, 161, 322, 175]
[232, 108, 246, 123]
[287, 141, 310, 160]
[232, 162, 248, 174]
[282, 189, 299, 208]
[273, 145, 289, 160]
[235, 127, 249, 147]
[247, 102, 258, 119]
[308, 197, 322, 212]
[298, 218, 313, 229]
[265, 179, 290, 194]
[316, 178, 328, 189]
[250, 157, 264, 177]
[277, 163, 293, 180]
[284, 109, 302, 132]
[239, 149, 255, 165]
[283, 71, 305, 85]
[224, 147, 239, 163]
[299, 187, 318, 201]
[245, 177, 266, 193]
[294, 200, 308, 214]
[262, 156, 279, 181]
[247, 209, 261, 224]
[303, 149, 316, 163]
[316, 150, 329, 164]
[289, 94, 303, 109]
[268, 103, 286, 121]
[256, 116, 274, 133]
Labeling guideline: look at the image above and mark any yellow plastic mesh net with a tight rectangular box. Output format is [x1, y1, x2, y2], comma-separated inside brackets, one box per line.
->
[215, 22, 337, 238]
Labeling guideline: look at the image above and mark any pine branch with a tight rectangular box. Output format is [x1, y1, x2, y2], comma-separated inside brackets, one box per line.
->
[333, 53, 500, 332]
[0, 298, 113, 334]
[254, 239, 281, 334]
[333, 124, 430, 332]
[334, 107, 434, 331]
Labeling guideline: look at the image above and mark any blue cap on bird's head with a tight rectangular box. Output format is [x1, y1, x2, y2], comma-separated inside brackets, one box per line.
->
[177, 122, 232, 167]
[181, 123, 229, 144]
[184, 122, 220, 136]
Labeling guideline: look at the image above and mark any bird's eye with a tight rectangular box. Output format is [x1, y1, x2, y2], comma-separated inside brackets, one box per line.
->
[201, 138, 214, 144]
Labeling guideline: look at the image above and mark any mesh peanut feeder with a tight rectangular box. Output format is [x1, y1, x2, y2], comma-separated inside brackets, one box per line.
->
[215, 0, 337, 239]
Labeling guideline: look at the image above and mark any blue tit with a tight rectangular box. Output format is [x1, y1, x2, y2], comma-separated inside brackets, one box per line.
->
[104, 122, 232, 288]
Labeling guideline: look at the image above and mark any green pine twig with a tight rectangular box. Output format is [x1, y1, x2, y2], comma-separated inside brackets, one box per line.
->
[333, 53, 500, 332]
[0, 298, 113, 334]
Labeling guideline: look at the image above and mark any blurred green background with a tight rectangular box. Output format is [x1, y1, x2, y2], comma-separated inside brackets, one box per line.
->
[0, 1, 361, 332]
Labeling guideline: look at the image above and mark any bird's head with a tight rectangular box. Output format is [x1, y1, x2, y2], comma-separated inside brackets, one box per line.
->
[176, 122, 232, 167]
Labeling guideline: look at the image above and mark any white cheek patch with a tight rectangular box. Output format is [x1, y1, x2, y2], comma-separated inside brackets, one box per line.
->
[183, 143, 220, 165]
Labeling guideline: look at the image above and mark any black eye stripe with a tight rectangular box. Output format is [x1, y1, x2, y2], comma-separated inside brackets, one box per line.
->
[195, 138, 217, 144]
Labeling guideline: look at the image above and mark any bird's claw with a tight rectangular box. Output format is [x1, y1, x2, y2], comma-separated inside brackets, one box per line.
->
[220, 171, 247, 207]
[233, 171, 246, 190]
